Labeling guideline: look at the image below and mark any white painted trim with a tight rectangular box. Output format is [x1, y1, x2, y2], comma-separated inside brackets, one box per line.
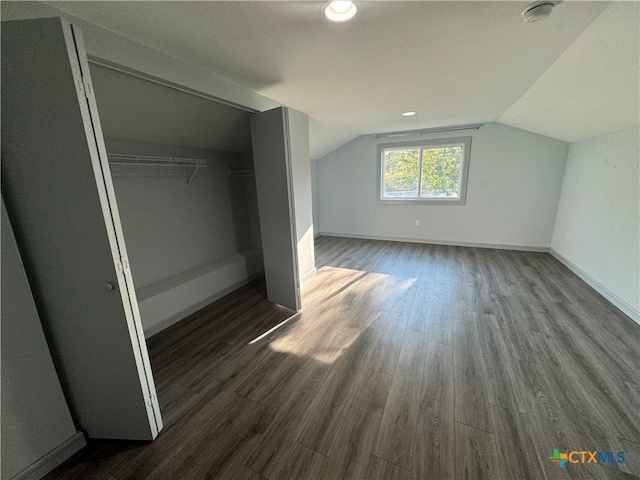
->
[301, 267, 318, 284]
[9, 432, 86, 480]
[318, 232, 550, 253]
[550, 248, 640, 324]
[143, 273, 264, 338]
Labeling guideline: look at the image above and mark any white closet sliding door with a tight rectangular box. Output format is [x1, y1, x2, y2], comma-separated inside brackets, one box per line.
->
[1, 17, 162, 440]
[250, 107, 302, 311]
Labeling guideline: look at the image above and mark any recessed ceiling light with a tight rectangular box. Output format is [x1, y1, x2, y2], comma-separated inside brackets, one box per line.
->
[521, 1, 557, 22]
[323, 1, 358, 22]
[402, 111, 417, 117]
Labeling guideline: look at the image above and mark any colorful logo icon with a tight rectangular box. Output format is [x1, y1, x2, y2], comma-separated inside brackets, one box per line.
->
[550, 449, 568, 467]
[549, 449, 625, 468]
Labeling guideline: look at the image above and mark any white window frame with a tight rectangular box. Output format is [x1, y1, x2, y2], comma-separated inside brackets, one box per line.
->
[377, 136, 472, 205]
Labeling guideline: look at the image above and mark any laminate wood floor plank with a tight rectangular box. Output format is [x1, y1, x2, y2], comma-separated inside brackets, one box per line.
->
[490, 405, 548, 480]
[274, 442, 327, 480]
[530, 330, 640, 442]
[372, 375, 421, 470]
[360, 272, 398, 315]
[369, 323, 405, 376]
[406, 295, 431, 334]
[322, 370, 392, 480]
[334, 327, 381, 379]
[179, 342, 269, 394]
[454, 422, 500, 480]
[476, 314, 529, 413]
[452, 320, 493, 433]
[553, 301, 640, 379]
[518, 360, 640, 478]
[110, 391, 255, 479]
[296, 338, 388, 456]
[287, 325, 352, 372]
[234, 356, 306, 404]
[386, 280, 417, 331]
[296, 362, 367, 455]
[394, 329, 427, 382]
[301, 266, 367, 311]
[242, 367, 328, 479]
[428, 309, 453, 346]
[366, 455, 411, 480]
[526, 410, 640, 479]
[230, 465, 267, 480]
[41, 441, 142, 480]
[411, 342, 454, 480]
[524, 331, 623, 440]
[482, 301, 540, 363]
[608, 437, 640, 476]
[45, 236, 640, 480]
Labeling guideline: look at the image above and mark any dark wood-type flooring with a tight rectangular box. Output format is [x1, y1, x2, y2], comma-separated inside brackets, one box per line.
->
[47, 236, 640, 479]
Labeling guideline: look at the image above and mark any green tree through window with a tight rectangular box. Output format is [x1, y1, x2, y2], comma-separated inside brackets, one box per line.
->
[382, 142, 466, 200]
[420, 146, 462, 197]
[383, 148, 420, 197]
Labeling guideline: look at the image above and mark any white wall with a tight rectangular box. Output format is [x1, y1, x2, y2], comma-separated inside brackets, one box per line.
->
[1, 200, 85, 479]
[107, 138, 254, 289]
[311, 158, 320, 236]
[551, 128, 639, 320]
[317, 122, 568, 249]
[289, 109, 316, 280]
[105, 139, 265, 333]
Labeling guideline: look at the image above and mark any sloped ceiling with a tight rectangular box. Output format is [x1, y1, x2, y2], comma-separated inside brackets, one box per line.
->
[498, 1, 639, 142]
[40, 1, 638, 158]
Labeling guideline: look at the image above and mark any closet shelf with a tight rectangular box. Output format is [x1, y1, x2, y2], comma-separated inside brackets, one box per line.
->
[228, 169, 255, 178]
[107, 153, 206, 185]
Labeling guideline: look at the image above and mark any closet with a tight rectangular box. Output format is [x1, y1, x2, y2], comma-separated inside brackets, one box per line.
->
[1, 17, 312, 441]
[88, 63, 263, 337]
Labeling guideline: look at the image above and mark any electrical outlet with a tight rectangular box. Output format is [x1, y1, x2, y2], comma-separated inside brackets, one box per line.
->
[415, 220, 421, 227]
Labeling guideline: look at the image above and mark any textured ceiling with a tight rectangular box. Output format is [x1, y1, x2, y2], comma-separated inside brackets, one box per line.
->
[40, 1, 637, 157]
[499, 1, 639, 142]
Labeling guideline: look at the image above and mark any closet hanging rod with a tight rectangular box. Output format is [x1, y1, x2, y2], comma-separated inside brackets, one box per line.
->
[107, 153, 207, 168]
[107, 153, 206, 186]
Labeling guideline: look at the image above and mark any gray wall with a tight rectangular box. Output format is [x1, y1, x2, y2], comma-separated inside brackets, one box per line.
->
[289, 109, 315, 279]
[317, 122, 569, 249]
[311, 158, 320, 237]
[243, 149, 263, 250]
[1, 200, 84, 479]
[551, 127, 639, 320]
[107, 138, 255, 290]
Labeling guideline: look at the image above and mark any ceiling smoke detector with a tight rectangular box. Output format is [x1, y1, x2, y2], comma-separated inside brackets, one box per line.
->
[521, 1, 558, 22]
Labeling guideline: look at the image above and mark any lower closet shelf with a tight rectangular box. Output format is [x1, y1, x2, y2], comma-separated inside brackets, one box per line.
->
[136, 248, 263, 337]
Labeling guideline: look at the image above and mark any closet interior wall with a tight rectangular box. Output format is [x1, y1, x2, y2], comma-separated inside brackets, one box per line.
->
[89, 63, 263, 335]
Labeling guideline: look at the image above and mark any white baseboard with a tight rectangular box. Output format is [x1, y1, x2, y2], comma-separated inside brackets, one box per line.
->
[549, 248, 639, 324]
[10, 432, 85, 480]
[316, 231, 550, 253]
[301, 267, 317, 284]
[143, 273, 263, 338]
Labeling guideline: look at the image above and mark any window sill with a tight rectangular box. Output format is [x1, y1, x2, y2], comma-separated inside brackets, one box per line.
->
[377, 198, 466, 205]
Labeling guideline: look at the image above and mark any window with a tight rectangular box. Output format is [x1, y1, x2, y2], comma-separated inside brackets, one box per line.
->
[378, 136, 471, 204]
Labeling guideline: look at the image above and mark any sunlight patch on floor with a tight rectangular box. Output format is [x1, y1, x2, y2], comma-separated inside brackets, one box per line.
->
[256, 265, 418, 366]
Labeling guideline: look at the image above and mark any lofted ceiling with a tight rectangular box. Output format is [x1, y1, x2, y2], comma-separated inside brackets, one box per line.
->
[39, 1, 639, 158]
